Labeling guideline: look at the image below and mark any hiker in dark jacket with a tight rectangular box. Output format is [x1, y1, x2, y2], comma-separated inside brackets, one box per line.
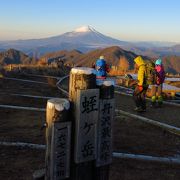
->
[133, 56, 149, 112]
[151, 58, 165, 107]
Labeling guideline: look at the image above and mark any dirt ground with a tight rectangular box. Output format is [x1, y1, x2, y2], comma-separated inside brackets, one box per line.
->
[0, 146, 45, 180]
[110, 158, 180, 180]
[0, 73, 180, 180]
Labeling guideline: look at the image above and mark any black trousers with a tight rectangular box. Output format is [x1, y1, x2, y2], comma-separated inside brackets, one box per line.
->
[133, 86, 148, 110]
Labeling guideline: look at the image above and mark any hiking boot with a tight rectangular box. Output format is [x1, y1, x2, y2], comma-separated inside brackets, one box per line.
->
[139, 108, 146, 112]
[134, 107, 146, 112]
[134, 107, 140, 111]
[157, 96, 163, 107]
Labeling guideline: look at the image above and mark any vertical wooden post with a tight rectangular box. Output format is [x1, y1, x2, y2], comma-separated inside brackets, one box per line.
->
[95, 79, 115, 180]
[125, 79, 130, 87]
[69, 67, 96, 102]
[45, 98, 71, 180]
[69, 67, 98, 180]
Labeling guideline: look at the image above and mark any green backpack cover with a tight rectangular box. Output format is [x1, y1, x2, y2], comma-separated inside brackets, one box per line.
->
[145, 62, 157, 85]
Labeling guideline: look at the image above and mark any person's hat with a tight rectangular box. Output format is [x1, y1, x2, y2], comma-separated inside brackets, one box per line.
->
[155, 58, 162, 65]
[99, 56, 104, 59]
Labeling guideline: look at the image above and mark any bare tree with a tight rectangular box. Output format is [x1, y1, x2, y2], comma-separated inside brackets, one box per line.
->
[118, 56, 129, 73]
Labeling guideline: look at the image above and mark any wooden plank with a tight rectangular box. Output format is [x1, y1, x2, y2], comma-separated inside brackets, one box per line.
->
[96, 99, 114, 167]
[68, 67, 98, 180]
[51, 122, 71, 179]
[45, 98, 70, 180]
[75, 89, 99, 163]
[95, 79, 115, 180]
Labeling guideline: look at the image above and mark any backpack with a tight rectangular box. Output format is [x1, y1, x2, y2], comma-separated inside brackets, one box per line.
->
[155, 64, 165, 85]
[95, 59, 106, 77]
[95, 59, 106, 70]
[145, 62, 157, 85]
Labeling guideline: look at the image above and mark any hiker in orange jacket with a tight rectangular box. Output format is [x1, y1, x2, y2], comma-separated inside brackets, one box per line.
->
[133, 56, 149, 112]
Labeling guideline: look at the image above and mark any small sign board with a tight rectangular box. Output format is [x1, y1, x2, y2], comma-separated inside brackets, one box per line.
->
[96, 99, 114, 167]
[51, 121, 71, 179]
[75, 89, 99, 163]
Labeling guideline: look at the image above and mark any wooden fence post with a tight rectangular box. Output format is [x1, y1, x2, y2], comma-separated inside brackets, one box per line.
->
[69, 67, 98, 180]
[95, 79, 115, 180]
[45, 98, 71, 180]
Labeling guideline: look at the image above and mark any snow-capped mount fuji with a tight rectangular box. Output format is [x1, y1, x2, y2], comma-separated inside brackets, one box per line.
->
[74, 26, 96, 32]
[42, 25, 128, 47]
[0, 26, 129, 56]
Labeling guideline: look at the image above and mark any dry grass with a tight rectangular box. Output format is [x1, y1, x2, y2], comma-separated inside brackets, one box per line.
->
[108, 69, 124, 76]
[108, 69, 136, 77]
[166, 81, 180, 88]
[2, 64, 70, 77]
[47, 77, 57, 87]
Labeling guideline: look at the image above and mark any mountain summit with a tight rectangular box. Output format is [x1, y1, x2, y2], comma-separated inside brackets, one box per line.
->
[57, 25, 127, 46]
[0, 26, 128, 56]
[74, 25, 96, 33]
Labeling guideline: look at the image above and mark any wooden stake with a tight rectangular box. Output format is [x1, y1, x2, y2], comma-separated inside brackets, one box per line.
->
[69, 67, 98, 180]
[95, 79, 115, 180]
[45, 98, 71, 180]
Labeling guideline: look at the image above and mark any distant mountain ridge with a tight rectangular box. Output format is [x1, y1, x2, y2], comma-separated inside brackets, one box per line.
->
[0, 47, 179, 74]
[0, 26, 129, 57]
[40, 46, 146, 69]
[0, 49, 32, 65]
[1, 25, 179, 58]
[127, 44, 180, 57]
[162, 55, 180, 74]
[40, 46, 180, 74]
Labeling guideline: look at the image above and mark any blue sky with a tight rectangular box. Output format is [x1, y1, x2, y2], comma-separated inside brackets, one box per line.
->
[0, 0, 180, 42]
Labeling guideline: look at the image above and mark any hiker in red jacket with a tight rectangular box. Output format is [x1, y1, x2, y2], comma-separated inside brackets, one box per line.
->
[151, 58, 165, 107]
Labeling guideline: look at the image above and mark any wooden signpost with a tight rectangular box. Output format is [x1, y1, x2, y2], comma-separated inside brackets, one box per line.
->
[95, 79, 115, 180]
[51, 122, 71, 179]
[69, 67, 96, 102]
[69, 67, 98, 180]
[45, 67, 115, 180]
[75, 89, 99, 163]
[45, 98, 71, 180]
